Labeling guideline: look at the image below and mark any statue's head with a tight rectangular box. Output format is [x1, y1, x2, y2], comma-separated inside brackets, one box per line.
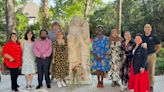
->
[70, 16, 83, 26]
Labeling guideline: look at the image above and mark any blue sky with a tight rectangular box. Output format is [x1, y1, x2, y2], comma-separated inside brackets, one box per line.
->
[33, 0, 115, 7]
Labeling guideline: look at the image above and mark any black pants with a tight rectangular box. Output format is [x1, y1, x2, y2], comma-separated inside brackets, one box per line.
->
[36, 57, 51, 85]
[9, 68, 19, 90]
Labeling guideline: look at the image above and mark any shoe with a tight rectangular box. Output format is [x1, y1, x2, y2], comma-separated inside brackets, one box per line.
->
[36, 85, 42, 89]
[47, 84, 51, 88]
[29, 85, 32, 89]
[16, 85, 20, 88]
[96, 82, 101, 88]
[120, 85, 125, 92]
[61, 80, 66, 87]
[57, 81, 62, 88]
[150, 87, 153, 92]
[26, 85, 29, 89]
[111, 81, 116, 87]
[29, 85, 33, 89]
[12, 88, 19, 92]
[99, 82, 104, 88]
[26, 85, 32, 89]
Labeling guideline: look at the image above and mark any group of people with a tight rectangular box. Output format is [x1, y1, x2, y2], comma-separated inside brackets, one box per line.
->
[1, 16, 92, 91]
[1, 15, 161, 92]
[92, 24, 161, 92]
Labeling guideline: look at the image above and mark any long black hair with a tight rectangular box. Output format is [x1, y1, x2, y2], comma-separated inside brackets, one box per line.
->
[24, 29, 35, 41]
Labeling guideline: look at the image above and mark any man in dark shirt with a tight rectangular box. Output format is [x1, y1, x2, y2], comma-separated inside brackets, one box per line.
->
[142, 24, 161, 92]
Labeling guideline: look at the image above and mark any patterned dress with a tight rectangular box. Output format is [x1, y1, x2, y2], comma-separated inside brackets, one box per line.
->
[120, 40, 135, 87]
[108, 40, 124, 82]
[51, 40, 68, 79]
[21, 40, 36, 75]
[92, 35, 110, 72]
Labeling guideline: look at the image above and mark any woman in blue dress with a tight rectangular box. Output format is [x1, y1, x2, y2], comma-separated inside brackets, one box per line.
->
[92, 25, 110, 88]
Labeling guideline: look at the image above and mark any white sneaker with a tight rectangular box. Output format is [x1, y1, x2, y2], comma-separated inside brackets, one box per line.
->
[57, 81, 62, 88]
[61, 80, 66, 87]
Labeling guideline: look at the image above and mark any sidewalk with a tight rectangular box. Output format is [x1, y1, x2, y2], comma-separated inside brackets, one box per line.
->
[0, 75, 163, 92]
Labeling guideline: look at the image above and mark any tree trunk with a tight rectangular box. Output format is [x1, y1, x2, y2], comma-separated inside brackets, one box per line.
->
[40, 0, 49, 29]
[116, 0, 122, 34]
[6, 0, 16, 40]
[84, 0, 92, 19]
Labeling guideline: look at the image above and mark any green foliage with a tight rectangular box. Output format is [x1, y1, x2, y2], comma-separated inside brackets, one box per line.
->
[156, 57, 164, 75]
[16, 13, 28, 38]
[157, 48, 164, 58]
[90, 42, 93, 61]
[156, 48, 164, 75]
[0, 0, 5, 32]
[48, 0, 104, 32]
[89, 2, 116, 37]
[0, 47, 2, 65]
[29, 21, 41, 39]
[122, 0, 164, 38]
[0, 33, 6, 65]
[0, 33, 6, 47]
[88, 0, 164, 39]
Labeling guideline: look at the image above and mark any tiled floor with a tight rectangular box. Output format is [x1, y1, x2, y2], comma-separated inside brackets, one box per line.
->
[0, 75, 163, 92]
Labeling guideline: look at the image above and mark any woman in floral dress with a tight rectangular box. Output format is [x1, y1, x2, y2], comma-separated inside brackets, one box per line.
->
[21, 30, 36, 89]
[51, 31, 68, 88]
[120, 31, 135, 91]
[92, 25, 110, 88]
[108, 29, 123, 87]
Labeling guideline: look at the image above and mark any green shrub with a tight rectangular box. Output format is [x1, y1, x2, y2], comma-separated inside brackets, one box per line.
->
[0, 47, 2, 65]
[156, 57, 164, 75]
[156, 47, 164, 75]
[157, 48, 164, 58]
[0, 33, 6, 47]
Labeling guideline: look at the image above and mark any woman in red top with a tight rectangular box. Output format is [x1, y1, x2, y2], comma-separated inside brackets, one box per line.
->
[2, 33, 22, 91]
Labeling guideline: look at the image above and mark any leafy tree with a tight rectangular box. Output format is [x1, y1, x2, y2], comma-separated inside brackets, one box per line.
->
[0, 0, 5, 33]
[15, 13, 28, 38]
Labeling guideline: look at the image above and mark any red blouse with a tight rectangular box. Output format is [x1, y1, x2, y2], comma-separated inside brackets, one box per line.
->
[2, 41, 22, 68]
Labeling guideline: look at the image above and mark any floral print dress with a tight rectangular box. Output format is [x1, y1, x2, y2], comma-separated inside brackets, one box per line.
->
[92, 35, 110, 72]
[120, 40, 135, 88]
[51, 40, 68, 79]
[108, 40, 124, 82]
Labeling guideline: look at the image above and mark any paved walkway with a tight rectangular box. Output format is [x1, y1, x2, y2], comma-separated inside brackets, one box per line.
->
[0, 75, 163, 92]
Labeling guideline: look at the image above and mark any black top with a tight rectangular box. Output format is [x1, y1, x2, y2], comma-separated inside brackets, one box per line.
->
[121, 40, 135, 59]
[132, 44, 148, 74]
[142, 34, 160, 54]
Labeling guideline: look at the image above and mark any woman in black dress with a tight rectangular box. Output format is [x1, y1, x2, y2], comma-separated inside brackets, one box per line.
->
[120, 31, 135, 91]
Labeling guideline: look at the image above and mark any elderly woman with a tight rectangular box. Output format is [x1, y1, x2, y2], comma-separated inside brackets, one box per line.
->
[92, 25, 110, 88]
[108, 29, 123, 87]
